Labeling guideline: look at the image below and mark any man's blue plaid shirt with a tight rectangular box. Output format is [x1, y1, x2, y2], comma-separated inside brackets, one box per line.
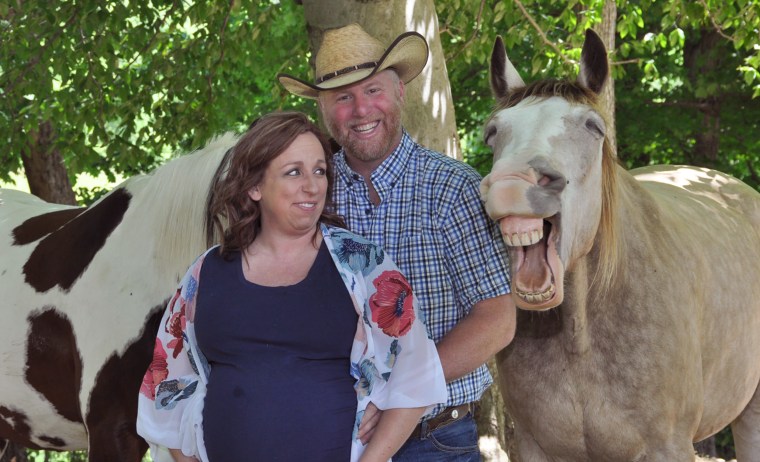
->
[332, 130, 511, 417]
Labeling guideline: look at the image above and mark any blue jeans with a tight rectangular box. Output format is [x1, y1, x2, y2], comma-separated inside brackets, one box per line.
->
[392, 414, 481, 461]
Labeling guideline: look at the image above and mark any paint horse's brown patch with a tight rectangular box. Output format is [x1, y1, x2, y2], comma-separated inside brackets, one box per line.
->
[25, 308, 83, 425]
[0, 406, 36, 449]
[16, 189, 131, 293]
[85, 304, 165, 461]
[12, 208, 85, 245]
[0, 406, 64, 450]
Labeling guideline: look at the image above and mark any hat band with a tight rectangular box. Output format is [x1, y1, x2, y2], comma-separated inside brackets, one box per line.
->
[316, 61, 378, 84]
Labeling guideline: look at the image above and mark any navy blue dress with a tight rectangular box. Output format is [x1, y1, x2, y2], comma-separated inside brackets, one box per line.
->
[195, 243, 358, 461]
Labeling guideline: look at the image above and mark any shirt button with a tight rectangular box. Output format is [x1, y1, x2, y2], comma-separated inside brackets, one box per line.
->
[365, 208, 372, 215]
[353, 174, 361, 181]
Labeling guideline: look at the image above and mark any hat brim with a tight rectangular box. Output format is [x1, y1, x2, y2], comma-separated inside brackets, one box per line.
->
[278, 31, 429, 100]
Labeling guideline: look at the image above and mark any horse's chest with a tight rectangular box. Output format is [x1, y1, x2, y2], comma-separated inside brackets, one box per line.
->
[499, 340, 654, 460]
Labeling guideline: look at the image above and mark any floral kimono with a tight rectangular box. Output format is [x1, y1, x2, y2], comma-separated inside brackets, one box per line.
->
[136, 224, 447, 461]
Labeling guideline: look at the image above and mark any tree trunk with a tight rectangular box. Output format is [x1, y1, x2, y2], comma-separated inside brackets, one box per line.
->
[684, 29, 723, 168]
[21, 120, 77, 205]
[478, 359, 518, 462]
[597, 0, 617, 155]
[299, 0, 460, 159]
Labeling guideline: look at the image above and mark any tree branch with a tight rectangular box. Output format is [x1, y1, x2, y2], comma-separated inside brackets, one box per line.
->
[611, 58, 640, 66]
[696, 0, 735, 42]
[122, 0, 180, 72]
[79, 24, 107, 126]
[645, 99, 710, 110]
[447, 0, 486, 62]
[513, 0, 575, 66]
[4, 8, 79, 95]
[208, 0, 235, 98]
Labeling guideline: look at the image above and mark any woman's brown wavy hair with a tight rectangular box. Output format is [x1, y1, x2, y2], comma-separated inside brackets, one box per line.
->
[208, 111, 345, 258]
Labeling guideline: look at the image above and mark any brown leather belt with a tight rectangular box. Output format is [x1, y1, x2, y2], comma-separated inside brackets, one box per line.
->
[407, 403, 472, 440]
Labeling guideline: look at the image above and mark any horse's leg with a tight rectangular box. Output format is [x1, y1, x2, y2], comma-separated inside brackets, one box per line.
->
[85, 310, 163, 462]
[731, 380, 760, 462]
[0, 441, 29, 462]
[86, 419, 148, 462]
[644, 441, 697, 462]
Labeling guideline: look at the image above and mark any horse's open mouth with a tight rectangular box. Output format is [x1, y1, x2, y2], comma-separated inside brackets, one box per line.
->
[499, 215, 564, 310]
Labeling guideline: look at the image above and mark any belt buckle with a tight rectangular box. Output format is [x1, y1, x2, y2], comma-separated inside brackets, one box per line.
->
[407, 403, 471, 443]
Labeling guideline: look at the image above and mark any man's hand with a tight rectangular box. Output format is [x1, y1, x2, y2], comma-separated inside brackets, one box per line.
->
[357, 402, 383, 445]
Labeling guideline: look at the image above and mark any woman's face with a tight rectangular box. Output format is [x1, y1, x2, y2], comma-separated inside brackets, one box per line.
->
[248, 132, 328, 237]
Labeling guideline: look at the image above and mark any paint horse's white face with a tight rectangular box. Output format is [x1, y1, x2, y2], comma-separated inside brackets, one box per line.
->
[480, 31, 610, 311]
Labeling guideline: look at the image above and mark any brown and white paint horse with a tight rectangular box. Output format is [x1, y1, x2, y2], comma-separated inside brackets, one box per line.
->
[481, 30, 760, 461]
[0, 133, 235, 461]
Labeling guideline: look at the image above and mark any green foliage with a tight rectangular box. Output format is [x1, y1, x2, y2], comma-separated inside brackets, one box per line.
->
[0, 0, 311, 185]
[714, 426, 737, 459]
[75, 184, 110, 206]
[437, 0, 760, 190]
[3, 0, 758, 193]
[611, 0, 760, 188]
[26, 450, 88, 462]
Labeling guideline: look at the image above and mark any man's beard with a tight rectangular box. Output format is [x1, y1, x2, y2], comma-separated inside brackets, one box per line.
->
[326, 101, 403, 163]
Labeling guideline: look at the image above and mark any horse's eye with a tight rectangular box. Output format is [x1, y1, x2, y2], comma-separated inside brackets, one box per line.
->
[584, 117, 605, 139]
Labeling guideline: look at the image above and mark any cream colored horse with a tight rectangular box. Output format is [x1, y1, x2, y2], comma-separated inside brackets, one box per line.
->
[481, 29, 760, 461]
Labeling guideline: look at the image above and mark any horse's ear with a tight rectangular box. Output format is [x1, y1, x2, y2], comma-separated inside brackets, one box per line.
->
[578, 29, 609, 94]
[490, 35, 525, 98]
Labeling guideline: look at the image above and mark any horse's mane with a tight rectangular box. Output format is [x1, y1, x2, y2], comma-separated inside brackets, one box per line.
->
[494, 79, 620, 296]
[121, 132, 238, 282]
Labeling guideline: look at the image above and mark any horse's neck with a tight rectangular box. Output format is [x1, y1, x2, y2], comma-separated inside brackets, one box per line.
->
[557, 168, 652, 355]
[513, 253, 592, 354]
[558, 256, 593, 355]
[124, 133, 236, 282]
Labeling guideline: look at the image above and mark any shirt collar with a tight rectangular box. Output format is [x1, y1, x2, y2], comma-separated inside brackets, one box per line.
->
[334, 130, 415, 198]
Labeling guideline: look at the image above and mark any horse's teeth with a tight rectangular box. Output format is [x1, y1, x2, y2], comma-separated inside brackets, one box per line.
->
[503, 229, 544, 247]
[531, 229, 543, 243]
[517, 284, 555, 303]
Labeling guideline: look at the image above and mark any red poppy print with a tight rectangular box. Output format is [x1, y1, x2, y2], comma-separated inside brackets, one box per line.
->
[140, 339, 169, 399]
[370, 270, 415, 337]
[165, 288, 187, 358]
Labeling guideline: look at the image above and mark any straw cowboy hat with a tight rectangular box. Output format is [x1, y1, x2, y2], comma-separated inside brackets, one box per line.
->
[277, 23, 429, 99]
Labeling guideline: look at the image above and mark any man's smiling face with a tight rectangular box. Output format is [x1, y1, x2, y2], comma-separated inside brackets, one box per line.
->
[319, 70, 405, 173]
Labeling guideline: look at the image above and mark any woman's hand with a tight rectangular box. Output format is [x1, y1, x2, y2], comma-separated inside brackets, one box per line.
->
[358, 402, 382, 444]
[358, 406, 425, 462]
[169, 448, 200, 462]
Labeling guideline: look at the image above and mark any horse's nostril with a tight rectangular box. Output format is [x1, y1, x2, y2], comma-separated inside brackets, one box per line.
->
[537, 172, 567, 193]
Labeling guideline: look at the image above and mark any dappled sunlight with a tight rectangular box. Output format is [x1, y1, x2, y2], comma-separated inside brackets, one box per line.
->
[635, 166, 718, 189]
[406, 8, 445, 116]
[446, 136, 459, 159]
[432, 88, 441, 117]
[401, 9, 454, 159]
[410, 15, 436, 104]
[634, 166, 752, 209]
